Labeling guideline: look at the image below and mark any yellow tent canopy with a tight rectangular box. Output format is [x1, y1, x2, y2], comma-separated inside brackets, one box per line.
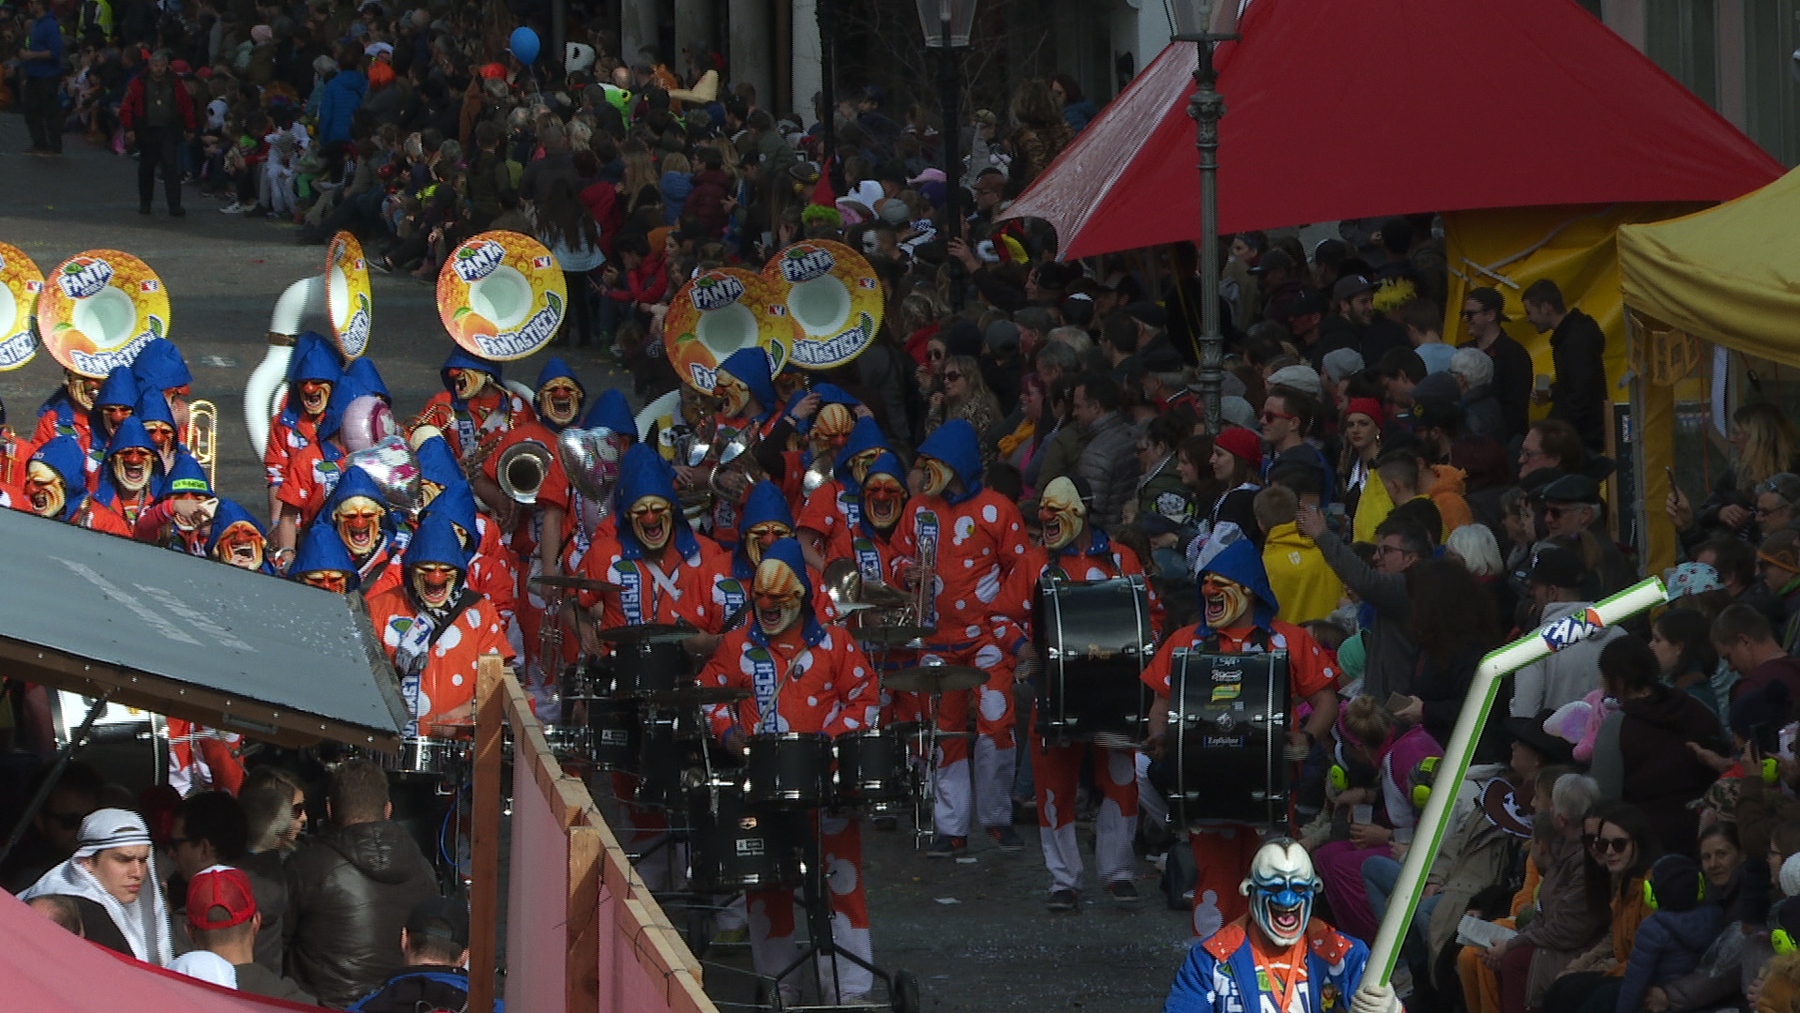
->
[1618, 166, 1800, 368]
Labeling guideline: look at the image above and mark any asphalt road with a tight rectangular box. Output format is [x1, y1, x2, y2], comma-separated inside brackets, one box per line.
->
[0, 112, 1198, 1011]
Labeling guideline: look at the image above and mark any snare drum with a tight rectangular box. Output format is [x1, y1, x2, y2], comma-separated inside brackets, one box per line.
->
[615, 640, 691, 697]
[1032, 575, 1155, 741]
[834, 729, 910, 803]
[387, 736, 467, 778]
[744, 732, 834, 809]
[1149, 649, 1291, 829]
[686, 778, 802, 892]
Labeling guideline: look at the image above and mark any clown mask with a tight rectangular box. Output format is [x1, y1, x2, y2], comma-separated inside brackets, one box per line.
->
[744, 520, 792, 566]
[412, 561, 461, 609]
[112, 447, 154, 494]
[713, 369, 752, 417]
[1038, 477, 1086, 550]
[909, 456, 954, 498]
[302, 569, 351, 593]
[447, 368, 490, 401]
[539, 378, 581, 427]
[24, 461, 65, 518]
[333, 495, 386, 557]
[419, 479, 445, 508]
[809, 403, 855, 458]
[1200, 573, 1253, 630]
[143, 420, 176, 453]
[629, 494, 674, 552]
[752, 555, 807, 636]
[846, 447, 884, 485]
[99, 403, 133, 437]
[299, 379, 332, 417]
[862, 474, 906, 532]
[1241, 838, 1320, 948]
[65, 370, 100, 412]
[213, 522, 266, 571]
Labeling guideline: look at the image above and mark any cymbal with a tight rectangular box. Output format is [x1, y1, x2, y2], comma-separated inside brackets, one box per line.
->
[852, 624, 935, 646]
[859, 580, 910, 609]
[883, 665, 985, 693]
[595, 622, 699, 644]
[530, 575, 623, 592]
[644, 686, 752, 706]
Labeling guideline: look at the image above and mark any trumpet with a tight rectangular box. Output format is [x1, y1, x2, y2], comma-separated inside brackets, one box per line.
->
[496, 440, 554, 505]
[185, 398, 220, 489]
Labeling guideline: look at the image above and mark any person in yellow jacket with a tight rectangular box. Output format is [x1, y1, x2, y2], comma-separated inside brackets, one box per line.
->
[1255, 484, 1345, 625]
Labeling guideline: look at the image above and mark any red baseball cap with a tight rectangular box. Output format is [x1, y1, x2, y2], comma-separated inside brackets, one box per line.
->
[186, 865, 256, 931]
[1214, 426, 1262, 469]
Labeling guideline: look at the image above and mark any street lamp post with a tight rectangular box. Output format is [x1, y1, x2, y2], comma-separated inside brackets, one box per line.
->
[1167, 0, 1240, 435]
[919, 0, 978, 311]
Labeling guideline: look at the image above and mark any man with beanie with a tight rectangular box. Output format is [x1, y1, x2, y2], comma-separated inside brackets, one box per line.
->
[1617, 856, 1724, 1013]
[182, 865, 315, 1003]
[349, 897, 488, 1012]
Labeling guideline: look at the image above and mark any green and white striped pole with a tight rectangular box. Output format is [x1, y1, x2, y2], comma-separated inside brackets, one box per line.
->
[1360, 576, 1669, 991]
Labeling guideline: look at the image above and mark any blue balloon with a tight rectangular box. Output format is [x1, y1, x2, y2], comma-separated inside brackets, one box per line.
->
[509, 26, 540, 65]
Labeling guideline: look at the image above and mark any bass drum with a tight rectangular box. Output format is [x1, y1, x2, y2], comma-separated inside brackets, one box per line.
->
[686, 779, 802, 892]
[1149, 649, 1291, 829]
[1031, 575, 1156, 741]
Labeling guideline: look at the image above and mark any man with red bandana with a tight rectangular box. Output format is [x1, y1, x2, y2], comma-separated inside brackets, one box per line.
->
[699, 537, 881, 1005]
[794, 414, 888, 571]
[892, 419, 1032, 858]
[1140, 538, 1339, 938]
[1011, 475, 1161, 911]
[405, 349, 536, 513]
[262, 334, 341, 523]
[22, 436, 131, 536]
[366, 511, 516, 737]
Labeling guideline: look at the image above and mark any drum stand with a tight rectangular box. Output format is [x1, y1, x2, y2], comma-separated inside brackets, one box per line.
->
[758, 812, 919, 1013]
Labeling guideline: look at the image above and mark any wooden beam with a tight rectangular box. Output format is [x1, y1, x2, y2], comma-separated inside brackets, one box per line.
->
[466, 653, 505, 1013]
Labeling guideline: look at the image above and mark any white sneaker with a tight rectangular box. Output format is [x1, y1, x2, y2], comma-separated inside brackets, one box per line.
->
[220, 202, 246, 214]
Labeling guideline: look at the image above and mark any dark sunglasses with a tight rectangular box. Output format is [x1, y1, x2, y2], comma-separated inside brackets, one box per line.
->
[942, 371, 964, 382]
[1594, 835, 1632, 854]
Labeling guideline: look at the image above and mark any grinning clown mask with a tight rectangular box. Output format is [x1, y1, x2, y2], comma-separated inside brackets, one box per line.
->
[753, 554, 807, 637]
[142, 419, 176, 453]
[629, 494, 674, 552]
[845, 447, 884, 485]
[909, 456, 954, 498]
[213, 521, 266, 571]
[24, 461, 65, 518]
[539, 378, 581, 426]
[744, 519, 792, 567]
[299, 379, 332, 417]
[1037, 476, 1086, 551]
[1241, 838, 1320, 948]
[112, 447, 154, 495]
[334, 495, 386, 557]
[302, 569, 351, 593]
[809, 403, 855, 458]
[1201, 572, 1253, 630]
[446, 367, 490, 401]
[713, 368, 752, 417]
[65, 370, 100, 412]
[412, 561, 461, 610]
[862, 474, 906, 532]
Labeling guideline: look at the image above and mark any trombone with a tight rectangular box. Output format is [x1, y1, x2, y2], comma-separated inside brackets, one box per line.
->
[185, 398, 220, 489]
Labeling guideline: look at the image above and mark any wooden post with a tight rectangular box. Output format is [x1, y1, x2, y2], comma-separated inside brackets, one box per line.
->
[467, 653, 506, 1013]
[568, 822, 603, 1012]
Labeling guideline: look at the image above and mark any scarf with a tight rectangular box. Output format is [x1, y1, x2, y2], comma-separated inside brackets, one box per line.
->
[21, 808, 173, 966]
[997, 416, 1036, 459]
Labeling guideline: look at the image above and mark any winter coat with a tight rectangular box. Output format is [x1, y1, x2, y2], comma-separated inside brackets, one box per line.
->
[1510, 832, 1609, 1007]
[284, 819, 437, 1008]
[1075, 410, 1141, 531]
[317, 70, 368, 144]
[1261, 521, 1344, 625]
[1591, 686, 1724, 855]
[1464, 384, 1510, 443]
[1314, 528, 1417, 702]
[1424, 767, 1524, 985]
[659, 170, 694, 224]
[1549, 308, 1608, 450]
[685, 168, 733, 237]
[1032, 421, 1087, 499]
[1617, 904, 1727, 1013]
[1510, 600, 1625, 718]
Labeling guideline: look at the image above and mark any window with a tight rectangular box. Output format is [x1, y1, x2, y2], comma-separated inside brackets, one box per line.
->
[1646, 0, 1720, 109]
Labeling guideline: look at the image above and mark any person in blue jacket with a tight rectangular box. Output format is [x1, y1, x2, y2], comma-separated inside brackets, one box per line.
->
[1165, 838, 1373, 1013]
[1616, 855, 1725, 1013]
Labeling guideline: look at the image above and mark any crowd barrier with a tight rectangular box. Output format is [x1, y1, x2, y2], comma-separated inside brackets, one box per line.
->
[469, 654, 716, 1013]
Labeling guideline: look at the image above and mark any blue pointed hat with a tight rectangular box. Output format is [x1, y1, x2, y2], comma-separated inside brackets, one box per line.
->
[580, 387, 638, 437]
[291, 518, 362, 590]
[130, 337, 192, 391]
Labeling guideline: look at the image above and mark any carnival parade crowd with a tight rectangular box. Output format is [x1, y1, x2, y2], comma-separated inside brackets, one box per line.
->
[5, 2, 1800, 1013]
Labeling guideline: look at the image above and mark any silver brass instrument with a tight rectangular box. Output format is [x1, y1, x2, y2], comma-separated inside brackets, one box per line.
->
[184, 398, 219, 489]
[800, 451, 835, 495]
[707, 423, 767, 498]
[912, 524, 938, 632]
[496, 440, 554, 505]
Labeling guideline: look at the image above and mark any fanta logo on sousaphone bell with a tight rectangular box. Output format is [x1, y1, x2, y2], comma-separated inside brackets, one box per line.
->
[57, 257, 116, 299]
[451, 240, 506, 282]
[690, 273, 748, 311]
[778, 246, 836, 283]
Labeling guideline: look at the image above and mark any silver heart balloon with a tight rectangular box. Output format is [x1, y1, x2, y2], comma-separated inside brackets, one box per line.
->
[556, 426, 628, 502]
[345, 435, 422, 516]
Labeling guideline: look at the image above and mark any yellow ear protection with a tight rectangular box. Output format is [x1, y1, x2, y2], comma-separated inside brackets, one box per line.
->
[1776, 928, 1799, 956]
[1765, 756, 1781, 784]
[1641, 855, 1706, 912]
[1329, 764, 1349, 792]
[1409, 756, 1441, 810]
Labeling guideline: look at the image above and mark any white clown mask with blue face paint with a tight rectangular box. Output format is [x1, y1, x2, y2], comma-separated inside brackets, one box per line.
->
[1240, 837, 1320, 947]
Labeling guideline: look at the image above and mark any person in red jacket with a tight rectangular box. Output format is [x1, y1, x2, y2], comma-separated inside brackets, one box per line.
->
[119, 51, 196, 217]
[685, 146, 734, 238]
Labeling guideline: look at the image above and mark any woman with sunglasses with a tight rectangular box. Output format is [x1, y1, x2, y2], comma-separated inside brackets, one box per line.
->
[1539, 803, 1661, 1013]
[922, 354, 1001, 471]
[1586, 638, 1725, 858]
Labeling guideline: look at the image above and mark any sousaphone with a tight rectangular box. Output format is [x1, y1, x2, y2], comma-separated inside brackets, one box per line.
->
[663, 267, 797, 393]
[0, 242, 44, 371]
[243, 230, 370, 458]
[36, 249, 170, 378]
[436, 230, 567, 360]
[761, 239, 885, 372]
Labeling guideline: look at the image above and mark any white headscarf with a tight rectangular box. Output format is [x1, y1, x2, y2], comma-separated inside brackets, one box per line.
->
[20, 808, 173, 966]
[170, 950, 239, 988]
